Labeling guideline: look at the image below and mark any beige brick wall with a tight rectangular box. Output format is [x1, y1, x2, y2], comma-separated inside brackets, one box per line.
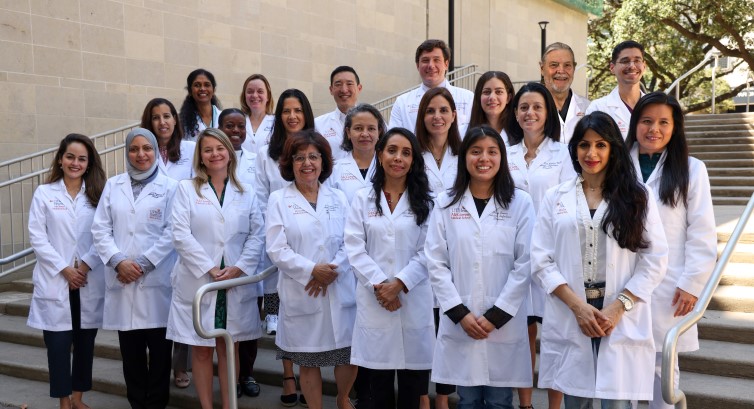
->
[0, 0, 588, 162]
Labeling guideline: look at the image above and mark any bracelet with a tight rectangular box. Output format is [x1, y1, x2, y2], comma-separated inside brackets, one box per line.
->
[617, 292, 635, 312]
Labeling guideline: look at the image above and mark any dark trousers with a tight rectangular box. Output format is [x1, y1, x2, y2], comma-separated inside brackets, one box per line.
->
[43, 289, 98, 398]
[354, 366, 373, 409]
[371, 369, 430, 409]
[118, 327, 173, 409]
[238, 297, 262, 378]
[433, 308, 456, 396]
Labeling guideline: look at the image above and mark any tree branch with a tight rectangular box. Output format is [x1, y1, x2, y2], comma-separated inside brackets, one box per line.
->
[684, 83, 749, 113]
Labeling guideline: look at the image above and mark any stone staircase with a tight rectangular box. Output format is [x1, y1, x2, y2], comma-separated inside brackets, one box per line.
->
[687, 112, 754, 206]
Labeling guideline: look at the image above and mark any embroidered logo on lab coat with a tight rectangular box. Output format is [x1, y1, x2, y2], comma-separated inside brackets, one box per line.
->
[489, 209, 510, 221]
[368, 209, 379, 218]
[196, 198, 212, 205]
[541, 160, 562, 170]
[509, 163, 520, 171]
[148, 208, 163, 221]
[289, 203, 307, 215]
[556, 201, 568, 215]
[50, 199, 67, 210]
[450, 206, 471, 220]
[408, 104, 419, 114]
[148, 192, 165, 199]
[322, 128, 337, 139]
[341, 172, 358, 181]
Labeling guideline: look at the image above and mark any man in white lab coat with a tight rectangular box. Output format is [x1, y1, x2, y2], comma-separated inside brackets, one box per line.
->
[540, 42, 590, 145]
[315, 66, 363, 160]
[388, 39, 474, 133]
[587, 40, 646, 139]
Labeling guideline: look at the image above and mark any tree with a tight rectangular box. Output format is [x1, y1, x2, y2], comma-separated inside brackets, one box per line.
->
[588, 0, 752, 113]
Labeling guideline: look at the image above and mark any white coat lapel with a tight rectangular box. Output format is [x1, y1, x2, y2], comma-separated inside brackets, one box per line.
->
[200, 183, 223, 215]
[117, 176, 136, 208]
[507, 144, 527, 175]
[290, 184, 318, 219]
[386, 189, 411, 221]
[460, 189, 482, 226]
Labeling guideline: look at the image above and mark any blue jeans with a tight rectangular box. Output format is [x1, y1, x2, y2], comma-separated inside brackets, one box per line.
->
[456, 385, 513, 409]
[564, 395, 631, 409]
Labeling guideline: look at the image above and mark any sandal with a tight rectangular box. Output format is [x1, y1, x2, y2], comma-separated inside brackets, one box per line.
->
[281, 376, 298, 407]
[174, 371, 191, 389]
[519, 406, 534, 409]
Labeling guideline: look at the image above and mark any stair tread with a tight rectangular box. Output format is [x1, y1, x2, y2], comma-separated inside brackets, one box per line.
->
[676, 371, 754, 404]
[700, 310, 754, 332]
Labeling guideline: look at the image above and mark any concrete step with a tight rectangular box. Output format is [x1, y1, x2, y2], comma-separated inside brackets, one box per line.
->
[709, 285, 754, 313]
[717, 241, 754, 263]
[713, 196, 751, 206]
[686, 123, 754, 131]
[691, 150, 754, 160]
[672, 371, 754, 409]
[687, 135, 754, 144]
[0, 292, 31, 315]
[0, 278, 33, 294]
[711, 186, 754, 197]
[698, 310, 754, 345]
[708, 167, 754, 177]
[719, 262, 754, 285]
[680, 339, 754, 380]
[702, 158, 754, 168]
[709, 176, 754, 186]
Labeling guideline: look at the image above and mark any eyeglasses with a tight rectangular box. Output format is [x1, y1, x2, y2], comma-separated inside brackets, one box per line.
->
[292, 152, 322, 163]
[616, 58, 644, 67]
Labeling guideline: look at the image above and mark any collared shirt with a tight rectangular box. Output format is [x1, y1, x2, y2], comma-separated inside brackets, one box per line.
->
[575, 177, 607, 284]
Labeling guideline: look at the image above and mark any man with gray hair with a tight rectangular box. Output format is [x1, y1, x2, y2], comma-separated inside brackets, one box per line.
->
[540, 42, 590, 144]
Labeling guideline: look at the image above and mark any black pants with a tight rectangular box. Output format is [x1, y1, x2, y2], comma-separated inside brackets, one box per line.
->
[118, 327, 173, 409]
[43, 289, 98, 398]
[371, 369, 430, 409]
[354, 366, 373, 409]
[433, 308, 456, 396]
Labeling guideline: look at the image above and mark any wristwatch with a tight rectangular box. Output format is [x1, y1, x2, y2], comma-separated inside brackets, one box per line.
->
[617, 292, 635, 312]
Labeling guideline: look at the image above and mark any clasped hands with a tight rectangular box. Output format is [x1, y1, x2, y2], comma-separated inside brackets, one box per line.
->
[304, 263, 339, 298]
[62, 262, 90, 289]
[208, 266, 243, 282]
[373, 278, 406, 312]
[572, 300, 625, 338]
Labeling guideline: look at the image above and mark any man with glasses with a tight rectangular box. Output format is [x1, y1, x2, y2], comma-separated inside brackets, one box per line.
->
[587, 40, 646, 138]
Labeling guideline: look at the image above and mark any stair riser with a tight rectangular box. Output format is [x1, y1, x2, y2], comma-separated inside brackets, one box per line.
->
[681, 357, 754, 380]
[688, 136, 754, 144]
[698, 323, 754, 345]
[711, 188, 754, 197]
[708, 169, 754, 177]
[708, 296, 754, 313]
[713, 197, 751, 206]
[709, 178, 754, 186]
[691, 151, 754, 159]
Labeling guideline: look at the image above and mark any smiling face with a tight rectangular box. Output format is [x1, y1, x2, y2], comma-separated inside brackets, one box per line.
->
[127, 135, 156, 172]
[346, 111, 379, 155]
[244, 79, 269, 114]
[466, 136, 501, 186]
[541, 49, 575, 94]
[635, 103, 674, 155]
[480, 77, 509, 121]
[417, 48, 449, 88]
[577, 129, 611, 177]
[378, 133, 413, 182]
[59, 141, 89, 182]
[221, 112, 247, 151]
[423, 94, 456, 139]
[329, 71, 362, 113]
[191, 74, 214, 104]
[292, 144, 323, 185]
[281, 97, 305, 135]
[515, 91, 547, 138]
[610, 47, 645, 86]
[200, 135, 229, 175]
[150, 103, 176, 146]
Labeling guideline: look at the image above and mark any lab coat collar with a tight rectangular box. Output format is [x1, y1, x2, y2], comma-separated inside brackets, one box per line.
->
[283, 182, 321, 219]
[629, 144, 667, 186]
[375, 187, 411, 220]
[459, 187, 497, 225]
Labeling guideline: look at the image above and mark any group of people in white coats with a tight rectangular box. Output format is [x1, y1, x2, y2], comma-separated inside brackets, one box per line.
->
[26, 36, 716, 409]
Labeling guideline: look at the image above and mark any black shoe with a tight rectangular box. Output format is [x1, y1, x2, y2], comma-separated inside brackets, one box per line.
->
[299, 393, 308, 407]
[237, 383, 243, 399]
[281, 376, 298, 407]
[240, 376, 261, 397]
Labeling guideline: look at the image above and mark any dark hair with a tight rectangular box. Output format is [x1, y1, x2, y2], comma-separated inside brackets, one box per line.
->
[626, 92, 689, 208]
[330, 66, 360, 85]
[140, 98, 184, 163]
[415, 39, 451, 64]
[569, 112, 649, 252]
[218, 107, 246, 125]
[469, 71, 515, 132]
[447, 126, 515, 209]
[507, 82, 561, 146]
[372, 127, 433, 225]
[240, 73, 274, 115]
[269, 89, 316, 161]
[47, 133, 106, 207]
[278, 130, 333, 183]
[341, 104, 387, 152]
[179, 68, 222, 139]
[414, 87, 462, 156]
[611, 40, 645, 63]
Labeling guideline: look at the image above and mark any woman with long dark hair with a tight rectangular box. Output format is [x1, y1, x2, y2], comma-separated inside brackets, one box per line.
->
[27, 134, 106, 409]
[141, 98, 195, 181]
[345, 127, 435, 409]
[179, 68, 222, 141]
[531, 112, 668, 407]
[467, 71, 515, 139]
[626, 92, 716, 409]
[425, 125, 535, 408]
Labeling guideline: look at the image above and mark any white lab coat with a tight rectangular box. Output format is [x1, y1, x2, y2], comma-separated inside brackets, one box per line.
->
[242, 115, 275, 156]
[388, 81, 474, 133]
[183, 105, 221, 141]
[531, 177, 668, 400]
[326, 152, 377, 203]
[254, 145, 292, 293]
[586, 87, 644, 139]
[27, 180, 105, 331]
[315, 108, 348, 160]
[158, 140, 195, 181]
[91, 172, 178, 330]
[235, 148, 262, 297]
[629, 147, 716, 352]
[167, 179, 265, 346]
[424, 189, 535, 387]
[423, 148, 458, 199]
[508, 137, 575, 318]
[560, 91, 591, 145]
[345, 187, 435, 370]
[266, 183, 356, 353]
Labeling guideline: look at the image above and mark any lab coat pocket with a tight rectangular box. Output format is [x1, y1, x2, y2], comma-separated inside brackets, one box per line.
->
[336, 270, 356, 308]
[608, 307, 653, 346]
[281, 277, 322, 317]
[489, 227, 516, 257]
[104, 266, 125, 291]
[141, 269, 171, 288]
[33, 273, 67, 301]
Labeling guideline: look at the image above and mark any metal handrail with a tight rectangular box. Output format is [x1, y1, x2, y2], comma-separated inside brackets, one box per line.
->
[192, 265, 278, 409]
[661, 193, 754, 409]
[665, 51, 716, 99]
[746, 70, 753, 113]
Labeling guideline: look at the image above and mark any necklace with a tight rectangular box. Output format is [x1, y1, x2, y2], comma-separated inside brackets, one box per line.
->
[384, 190, 403, 207]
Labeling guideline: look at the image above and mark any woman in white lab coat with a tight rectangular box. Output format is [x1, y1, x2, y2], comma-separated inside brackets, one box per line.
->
[179, 68, 222, 141]
[266, 130, 356, 409]
[625, 93, 716, 409]
[467, 71, 515, 143]
[239, 74, 275, 155]
[531, 112, 668, 407]
[256, 89, 316, 405]
[167, 128, 265, 409]
[345, 127, 435, 409]
[27, 133, 106, 409]
[425, 125, 535, 408]
[91, 128, 178, 409]
[506, 82, 575, 409]
[141, 97, 195, 181]
[327, 103, 386, 203]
